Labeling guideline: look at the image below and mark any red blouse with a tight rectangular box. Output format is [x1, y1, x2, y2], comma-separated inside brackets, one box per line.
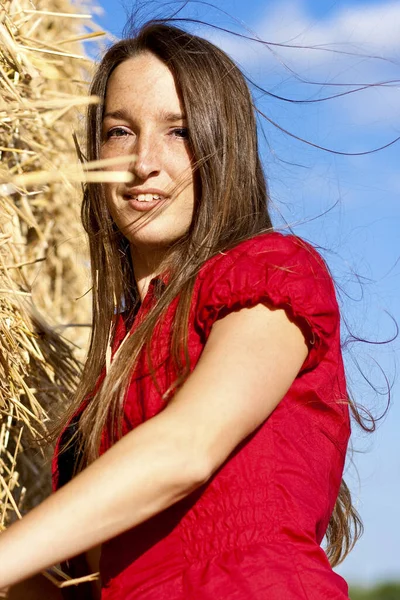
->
[53, 232, 351, 599]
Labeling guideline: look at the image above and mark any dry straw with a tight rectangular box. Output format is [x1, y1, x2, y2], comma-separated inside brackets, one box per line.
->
[0, 0, 128, 590]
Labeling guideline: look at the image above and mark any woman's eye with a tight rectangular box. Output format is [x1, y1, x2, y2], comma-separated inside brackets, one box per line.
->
[107, 127, 129, 138]
[171, 128, 189, 139]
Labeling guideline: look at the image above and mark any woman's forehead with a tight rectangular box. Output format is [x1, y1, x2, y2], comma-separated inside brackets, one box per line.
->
[104, 53, 184, 117]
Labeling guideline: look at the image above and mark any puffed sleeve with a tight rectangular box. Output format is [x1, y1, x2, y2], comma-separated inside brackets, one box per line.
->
[195, 232, 340, 372]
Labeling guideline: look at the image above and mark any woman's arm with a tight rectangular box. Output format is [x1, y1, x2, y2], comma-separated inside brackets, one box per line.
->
[0, 304, 307, 589]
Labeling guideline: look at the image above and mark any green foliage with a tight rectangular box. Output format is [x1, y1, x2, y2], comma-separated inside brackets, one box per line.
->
[350, 582, 400, 600]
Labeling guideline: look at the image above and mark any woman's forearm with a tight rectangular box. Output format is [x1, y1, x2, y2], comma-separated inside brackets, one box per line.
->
[0, 411, 207, 589]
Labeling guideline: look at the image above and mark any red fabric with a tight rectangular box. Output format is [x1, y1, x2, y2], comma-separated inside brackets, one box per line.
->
[53, 232, 350, 599]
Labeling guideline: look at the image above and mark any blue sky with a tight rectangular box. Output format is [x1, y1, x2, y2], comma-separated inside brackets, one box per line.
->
[92, 0, 400, 586]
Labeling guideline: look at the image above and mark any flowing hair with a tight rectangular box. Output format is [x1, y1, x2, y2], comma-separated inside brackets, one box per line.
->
[57, 22, 366, 567]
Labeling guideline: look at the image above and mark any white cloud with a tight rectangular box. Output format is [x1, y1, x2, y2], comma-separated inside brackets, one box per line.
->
[332, 1, 400, 50]
[205, 0, 400, 71]
[202, 1, 400, 126]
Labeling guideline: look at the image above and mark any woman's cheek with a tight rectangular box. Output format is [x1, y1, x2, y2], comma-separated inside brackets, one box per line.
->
[99, 142, 110, 160]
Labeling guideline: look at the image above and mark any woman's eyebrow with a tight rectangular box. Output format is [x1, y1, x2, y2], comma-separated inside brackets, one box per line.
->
[160, 111, 187, 122]
[103, 108, 130, 121]
[102, 109, 187, 122]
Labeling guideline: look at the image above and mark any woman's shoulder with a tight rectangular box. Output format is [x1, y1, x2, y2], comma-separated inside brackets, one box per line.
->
[194, 231, 340, 371]
[197, 231, 334, 292]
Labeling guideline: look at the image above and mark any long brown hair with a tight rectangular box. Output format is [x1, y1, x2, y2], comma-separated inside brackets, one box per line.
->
[60, 22, 361, 567]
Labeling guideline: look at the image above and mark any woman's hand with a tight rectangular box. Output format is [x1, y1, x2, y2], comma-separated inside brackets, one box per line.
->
[0, 303, 307, 588]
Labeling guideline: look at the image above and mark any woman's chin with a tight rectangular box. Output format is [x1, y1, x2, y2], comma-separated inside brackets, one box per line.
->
[123, 225, 187, 251]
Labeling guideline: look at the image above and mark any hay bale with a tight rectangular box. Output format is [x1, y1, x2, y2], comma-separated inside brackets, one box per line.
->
[0, 0, 106, 527]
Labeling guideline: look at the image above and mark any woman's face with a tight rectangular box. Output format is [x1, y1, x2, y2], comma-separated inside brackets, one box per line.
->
[100, 52, 195, 251]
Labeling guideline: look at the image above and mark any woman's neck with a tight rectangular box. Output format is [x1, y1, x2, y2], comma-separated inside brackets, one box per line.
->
[130, 244, 169, 301]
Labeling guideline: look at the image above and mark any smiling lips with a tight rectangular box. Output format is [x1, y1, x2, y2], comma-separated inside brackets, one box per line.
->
[124, 191, 168, 212]
[124, 188, 168, 202]
[128, 193, 163, 202]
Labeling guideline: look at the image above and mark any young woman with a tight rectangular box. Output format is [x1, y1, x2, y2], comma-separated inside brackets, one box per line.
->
[2, 23, 357, 599]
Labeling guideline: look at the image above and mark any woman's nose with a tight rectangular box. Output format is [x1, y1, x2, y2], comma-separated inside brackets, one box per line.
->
[130, 135, 161, 180]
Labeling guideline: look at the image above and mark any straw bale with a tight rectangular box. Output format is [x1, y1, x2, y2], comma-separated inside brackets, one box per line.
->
[0, 0, 108, 532]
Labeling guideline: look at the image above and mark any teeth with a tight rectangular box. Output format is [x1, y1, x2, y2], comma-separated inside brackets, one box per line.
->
[131, 193, 162, 202]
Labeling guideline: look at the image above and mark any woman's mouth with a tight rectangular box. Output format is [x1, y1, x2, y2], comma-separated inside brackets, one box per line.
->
[129, 193, 163, 202]
[124, 193, 167, 211]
